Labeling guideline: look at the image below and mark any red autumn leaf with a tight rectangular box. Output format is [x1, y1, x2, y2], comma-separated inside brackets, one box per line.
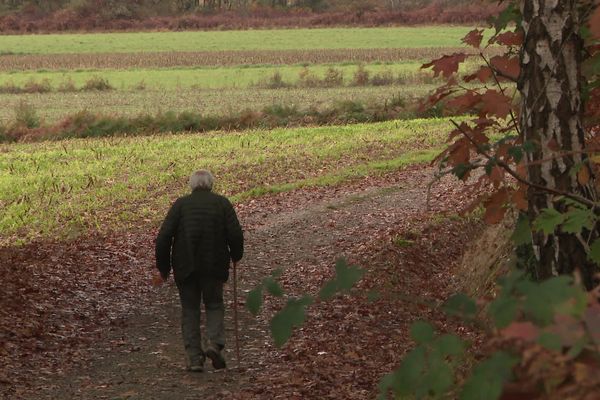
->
[465, 66, 494, 83]
[424, 79, 458, 108]
[501, 321, 539, 342]
[494, 30, 524, 46]
[512, 185, 528, 211]
[422, 53, 468, 78]
[489, 166, 505, 188]
[590, 7, 600, 40]
[448, 137, 470, 166]
[151, 273, 164, 287]
[480, 89, 513, 119]
[578, 164, 591, 186]
[446, 91, 481, 114]
[490, 55, 520, 81]
[462, 29, 484, 48]
[483, 188, 509, 224]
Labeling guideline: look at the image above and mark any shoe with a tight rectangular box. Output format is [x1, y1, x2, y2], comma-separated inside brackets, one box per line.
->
[187, 355, 205, 373]
[205, 344, 226, 370]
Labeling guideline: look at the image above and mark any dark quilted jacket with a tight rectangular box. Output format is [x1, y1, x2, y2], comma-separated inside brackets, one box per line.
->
[155, 189, 244, 283]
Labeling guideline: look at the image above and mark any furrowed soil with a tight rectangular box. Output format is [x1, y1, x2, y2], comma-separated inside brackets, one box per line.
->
[0, 165, 483, 399]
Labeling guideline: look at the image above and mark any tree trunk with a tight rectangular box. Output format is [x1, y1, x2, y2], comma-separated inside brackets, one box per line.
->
[518, 0, 598, 289]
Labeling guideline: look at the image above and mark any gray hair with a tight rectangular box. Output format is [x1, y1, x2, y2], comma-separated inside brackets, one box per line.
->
[189, 170, 214, 191]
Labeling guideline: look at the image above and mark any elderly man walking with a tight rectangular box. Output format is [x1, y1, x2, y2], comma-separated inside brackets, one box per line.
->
[155, 170, 244, 372]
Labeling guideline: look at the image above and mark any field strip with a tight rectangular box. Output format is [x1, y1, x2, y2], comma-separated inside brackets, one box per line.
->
[0, 47, 490, 71]
[0, 61, 479, 90]
[0, 86, 433, 124]
[0, 27, 474, 54]
[0, 118, 454, 245]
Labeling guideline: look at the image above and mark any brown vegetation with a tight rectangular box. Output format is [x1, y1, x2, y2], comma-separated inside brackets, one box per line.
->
[0, 3, 503, 33]
[0, 48, 496, 71]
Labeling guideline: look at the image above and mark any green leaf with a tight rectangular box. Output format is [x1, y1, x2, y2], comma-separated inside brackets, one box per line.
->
[435, 334, 465, 358]
[263, 276, 284, 297]
[335, 258, 364, 291]
[488, 296, 519, 328]
[537, 332, 562, 351]
[491, 3, 521, 33]
[566, 337, 587, 359]
[562, 208, 594, 234]
[588, 238, 600, 265]
[512, 214, 532, 245]
[522, 276, 574, 325]
[270, 296, 313, 347]
[410, 321, 435, 345]
[422, 361, 454, 397]
[507, 146, 523, 163]
[318, 258, 364, 300]
[246, 285, 263, 316]
[460, 351, 518, 400]
[318, 280, 338, 300]
[367, 289, 381, 303]
[394, 346, 427, 396]
[533, 208, 565, 235]
[443, 293, 478, 318]
[497, 269, 527, 294]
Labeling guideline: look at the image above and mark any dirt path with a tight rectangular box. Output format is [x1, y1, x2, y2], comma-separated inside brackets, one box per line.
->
[4, 165, 482, 399]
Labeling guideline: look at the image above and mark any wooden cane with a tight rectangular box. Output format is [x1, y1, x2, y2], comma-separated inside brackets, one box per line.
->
[233, 261, 241, 369]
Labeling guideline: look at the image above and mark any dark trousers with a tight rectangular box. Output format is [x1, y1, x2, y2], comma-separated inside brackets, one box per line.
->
[176, 273, 225, 365]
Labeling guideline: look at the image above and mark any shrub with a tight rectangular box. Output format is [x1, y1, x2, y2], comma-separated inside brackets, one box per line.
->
[258, 71, 290, 89]
[81, 76, 113, 91]
[13, 102, 40, 129]
[322, 67, 343, 87]
[352, 64, 370, 86]
[297, 67, 321, 88]
[370, 69, 395, 86]
[0, 81, 22, 94]
[23, 78, 52, 93]
[57, 78, 77, 92]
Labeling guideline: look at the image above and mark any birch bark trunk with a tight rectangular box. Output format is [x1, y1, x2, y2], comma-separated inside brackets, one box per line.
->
[519, 0, 598, 288]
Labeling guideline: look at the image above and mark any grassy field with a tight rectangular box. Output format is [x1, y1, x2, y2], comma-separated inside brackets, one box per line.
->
[0, 62, 439, 90]
[0, 27, 474, 55]
[0, 86, 434, 124]
[0, 118, 454, 245]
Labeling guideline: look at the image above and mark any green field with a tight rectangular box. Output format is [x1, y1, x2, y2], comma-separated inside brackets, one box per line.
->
[0, 118, 453, 245]
[0, 86, 434, 124]
[0, 62, 432, 90]
[0, 27, 473, 54]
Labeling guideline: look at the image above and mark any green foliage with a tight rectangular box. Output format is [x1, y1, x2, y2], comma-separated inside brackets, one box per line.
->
[511, 214, 532, 246]
[246, 258, 364, 348]
[13, 101, 40, 129]
[459, 352, 517, 400]
[318, 258, 364, 300]
[270, 296, 314, 347]
[379, 325, 465, 399]
[246, 286, 263, 316]
[443, 293, 477, 319]
[382, 269, 600, 400]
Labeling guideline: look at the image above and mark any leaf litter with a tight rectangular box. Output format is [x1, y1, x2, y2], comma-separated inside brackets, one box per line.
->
[1, 164, 486, 399]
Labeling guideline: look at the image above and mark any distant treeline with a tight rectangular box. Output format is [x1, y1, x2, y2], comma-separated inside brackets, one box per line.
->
[0, 0, 501, 33]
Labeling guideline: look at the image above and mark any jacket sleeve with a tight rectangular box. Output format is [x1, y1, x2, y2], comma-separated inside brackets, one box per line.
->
[155, 199, 181, 277]
[224, 198, 244, 262]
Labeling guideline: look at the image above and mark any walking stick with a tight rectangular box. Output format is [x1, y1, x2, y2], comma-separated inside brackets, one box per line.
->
[233, 261, 241, 369]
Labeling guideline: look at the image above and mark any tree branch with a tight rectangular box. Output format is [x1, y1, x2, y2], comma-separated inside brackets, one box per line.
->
[449, 119, 598, 209]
